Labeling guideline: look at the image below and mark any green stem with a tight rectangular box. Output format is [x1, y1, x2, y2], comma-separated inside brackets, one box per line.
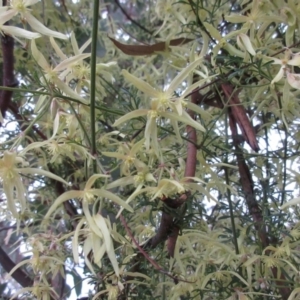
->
[225, 111, 239, 255]
[90, 0, 100, 173]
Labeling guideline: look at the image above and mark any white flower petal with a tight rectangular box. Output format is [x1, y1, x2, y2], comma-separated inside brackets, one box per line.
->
[1, 25, 41, 39]
[271, 67, 284, 84]
[0, 9, 17, 25]
[25, 12, 68, 39]
[54, 53, 90, 72]
[31, 39, 50, 70]
[50, 37, 67, 60]
[288, 54, 300, 66]
[94, 214, 119, 276]
[91, 189, 133, 213]
[287, 72, 300, 89]
[237, 33, 256, 56]
[43, 190, 83, 220]
[168, 57, 203, 93]
[70, 31, 80, 54]
[122, 70, 159, 98]
[54, 78, 88, 103]
[79, 37, 92, 53]
[280, 197, 300, 209]
[85, 174, 110, 190]
[19, 167, 70, 185]
[161, 110, 206, 132]
[113, 109, 148, 127]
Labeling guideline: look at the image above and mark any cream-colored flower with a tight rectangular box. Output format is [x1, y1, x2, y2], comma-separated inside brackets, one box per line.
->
[114, 58, 207, 154]
[7, 0, 67, 39]
[31, 39, 90, 103]
[43, 174, 133, 223]
[271, 50, 300, 84]
[0, 9, 40, 39]
[0, 150, 69, 217]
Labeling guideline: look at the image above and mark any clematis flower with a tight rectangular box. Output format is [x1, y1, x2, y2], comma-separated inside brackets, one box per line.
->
[0, 150, 69, 218]
[31, 39, 90, 103]
[72, 214, 121, 276]
[271, 50, 300, 84]
[113, 58, 207, 154]
[0, 10, 41, 39]
[102, 138, 145, 176]
[50, 33, 117, 93]
[5, 0, 68, 39]
[42, 174, 133, 275]
[43, 174, 133, 223]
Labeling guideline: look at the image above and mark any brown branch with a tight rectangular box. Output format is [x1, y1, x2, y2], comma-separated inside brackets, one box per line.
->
[146, 211, 173, 249]
[0, 8, 16, 120]
[0, 246, 33, 288]
[120, 215, 163, 271]
[228, 108, 291, 299]
[222, 83, 259, 152]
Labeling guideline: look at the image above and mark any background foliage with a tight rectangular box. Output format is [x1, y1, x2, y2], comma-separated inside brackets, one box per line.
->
[1, 0, 300, 299]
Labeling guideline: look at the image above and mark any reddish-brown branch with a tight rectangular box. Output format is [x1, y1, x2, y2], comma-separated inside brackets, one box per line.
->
[227, 93, 291, 299]
[222, 83, 259, 152]
[0, 11, 16, 120]
[0, 245, 33, 288]
[147, 211, 173, 249]
[120, 214, 163, 271]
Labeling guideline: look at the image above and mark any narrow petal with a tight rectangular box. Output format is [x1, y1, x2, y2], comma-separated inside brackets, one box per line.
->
[122, 70, 159, 98]
[25, 13, 68, 39]
[106, 176, 135, 189]
[186, 102, 212, 119]
[203, 22, 222, 40]
[3, 181, 18, 218]
[168, 57, 203, 93]
[54, 53, 90, 72]
[90, 189, 134, 212]
[19, 167, 70, 185]
[2, 25, 41, 39]
[83, 236, 95, 274]
[116, 184, 146, 218]
[144, 116, 156, 151]
[94, 214, 119, 276]
[79, 37, 92, 53]
[288, 54, 300, 66]
[43, 190, 83, 220]
[113, 109, 148, 127]
[101, 152, 127, 160]
[70, 32, 80, 54]
[85, 174, 110, 190]
[271, 67, 284, 84]
[54, 78, 88, 103]
[0, 9, 16, 25]
[72, 218, 86, 264]
[50, 37, 67, 60]
[170, 118, 182, 143]
[225, 14, 248, 23]
[31, 39, 49, 70]
[131, 138, 145, 155]
[237, 33, 256, 56]
[161, 111, 206, 132]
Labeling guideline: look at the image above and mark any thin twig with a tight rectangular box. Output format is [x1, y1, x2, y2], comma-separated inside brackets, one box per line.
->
[114, 0, 153, 35]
